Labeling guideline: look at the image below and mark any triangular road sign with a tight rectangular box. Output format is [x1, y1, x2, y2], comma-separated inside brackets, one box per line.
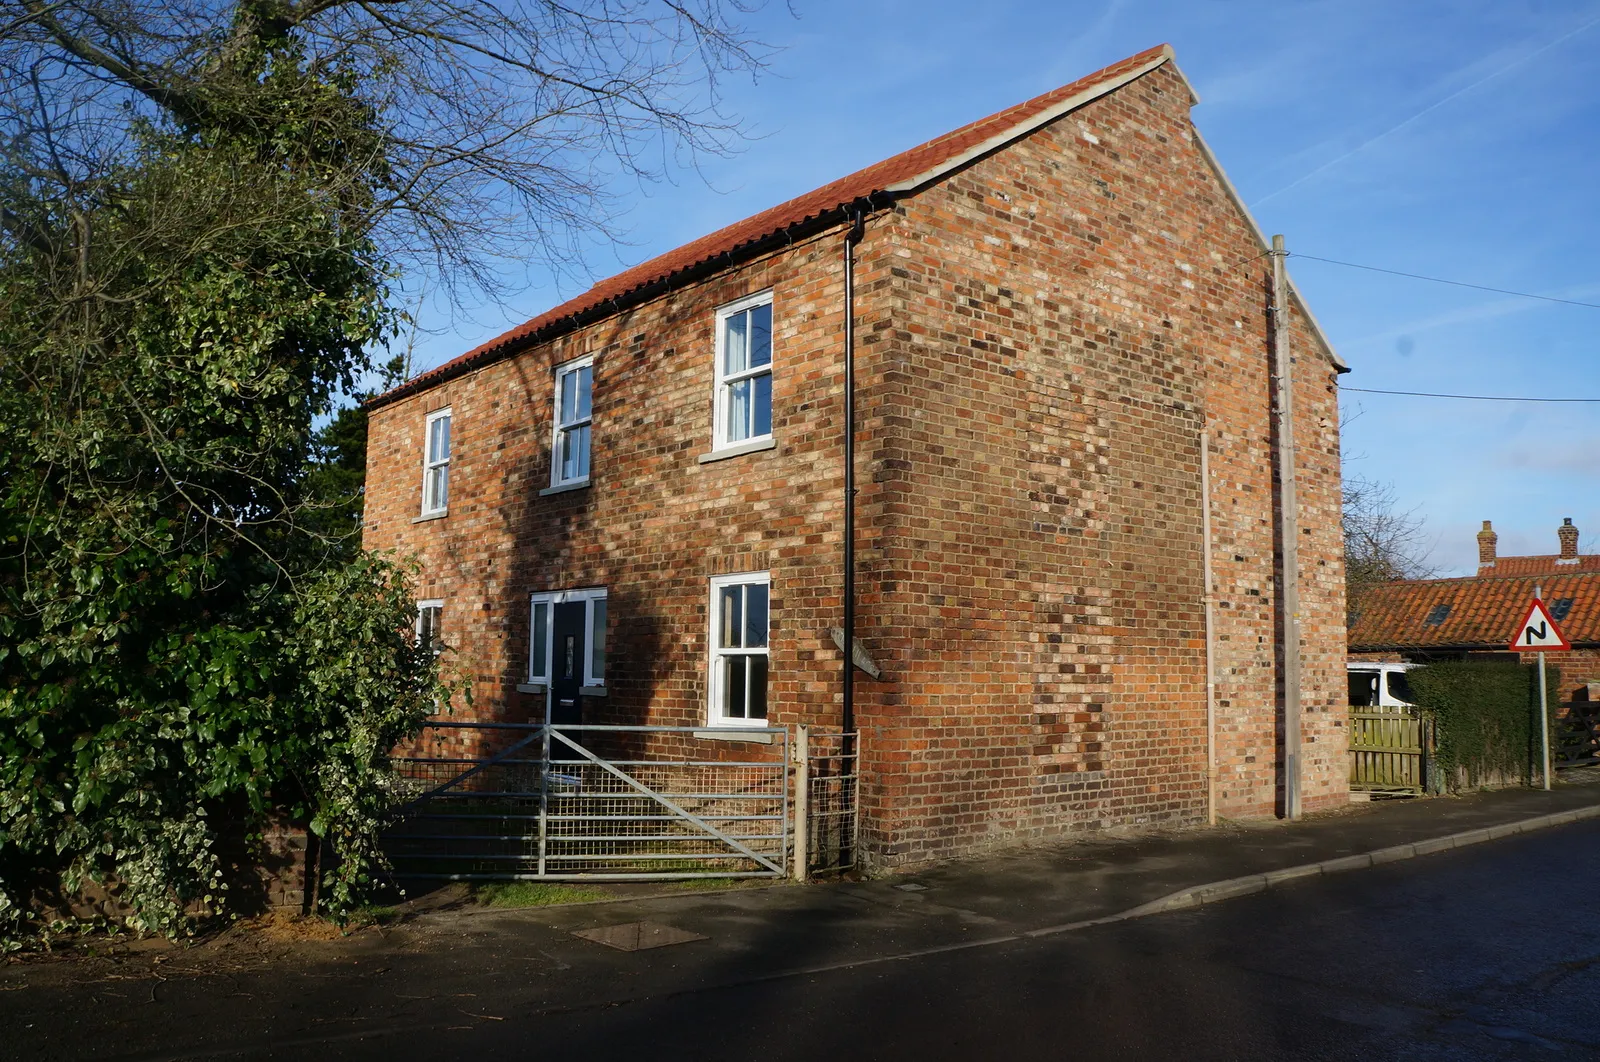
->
[1510, 597, 1571, 651]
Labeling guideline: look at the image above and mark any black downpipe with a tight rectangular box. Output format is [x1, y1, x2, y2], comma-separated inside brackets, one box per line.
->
[840, 206, 865, 871]
[842, 206, 865, 734]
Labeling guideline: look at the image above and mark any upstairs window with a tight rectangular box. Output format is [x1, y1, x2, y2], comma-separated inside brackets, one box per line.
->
[552, 356, 593, 487]
[713, 292, 773, 449]
[708, 572, 770, 726]
[421, 408, 451, 514]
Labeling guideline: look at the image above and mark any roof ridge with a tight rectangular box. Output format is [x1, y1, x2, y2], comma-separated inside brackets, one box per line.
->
[369, 43, 1175, 409]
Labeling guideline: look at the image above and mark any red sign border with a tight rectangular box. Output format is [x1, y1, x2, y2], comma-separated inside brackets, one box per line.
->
[1510, 597, 1571, 652]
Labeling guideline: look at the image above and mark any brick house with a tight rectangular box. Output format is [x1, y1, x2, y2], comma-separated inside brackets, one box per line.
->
[363, 44, 1351, 868]
[1350, 519, 1600, 700]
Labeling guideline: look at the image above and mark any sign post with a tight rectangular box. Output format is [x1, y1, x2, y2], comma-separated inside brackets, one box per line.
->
[1509, 586, 1570, 791]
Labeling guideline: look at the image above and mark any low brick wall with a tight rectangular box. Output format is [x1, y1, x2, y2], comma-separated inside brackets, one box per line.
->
[26, 813, 316, 928]
[247, 816, 315, 914]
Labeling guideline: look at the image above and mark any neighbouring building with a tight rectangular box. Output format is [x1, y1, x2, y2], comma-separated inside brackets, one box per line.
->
[1350, 519, 1600, 701]
[363, 44, 1351, 868]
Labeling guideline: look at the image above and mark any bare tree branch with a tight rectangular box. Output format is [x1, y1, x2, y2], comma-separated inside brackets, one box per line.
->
[0, 0, 773, 307]
[1344, 473, 1438, 624]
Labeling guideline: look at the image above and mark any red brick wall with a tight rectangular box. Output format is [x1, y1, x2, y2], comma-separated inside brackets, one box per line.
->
[365, 234, 862, 742]
[363, 61, 1348, 868]
[846, 62, 1346, 863]
[1516, 648, 1600, 700]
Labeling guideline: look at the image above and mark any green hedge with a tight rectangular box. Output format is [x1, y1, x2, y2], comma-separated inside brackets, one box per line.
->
[1407, 660, 1559, 791]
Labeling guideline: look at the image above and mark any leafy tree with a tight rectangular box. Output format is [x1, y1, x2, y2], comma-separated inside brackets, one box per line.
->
[0, 1, 766, 945]
[302, 356, 408, 551]
[0, 39, 441, 944]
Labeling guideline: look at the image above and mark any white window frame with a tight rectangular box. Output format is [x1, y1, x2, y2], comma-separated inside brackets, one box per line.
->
[421, 407, 451, 515]
[416, 599, 444, 655]
[550, 355, 594, 488]
[528, 587, 607, 688]
[707, 571, 770, 728]
[711, 291, 775, 451]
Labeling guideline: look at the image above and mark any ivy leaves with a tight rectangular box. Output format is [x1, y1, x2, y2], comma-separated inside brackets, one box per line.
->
[0, 39, 442, 947]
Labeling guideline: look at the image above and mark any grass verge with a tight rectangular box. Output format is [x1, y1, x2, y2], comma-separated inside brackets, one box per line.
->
[474, 882, 611, 908]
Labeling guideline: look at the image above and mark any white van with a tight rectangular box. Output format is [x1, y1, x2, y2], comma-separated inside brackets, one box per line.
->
[1347, 661, 1418, 709]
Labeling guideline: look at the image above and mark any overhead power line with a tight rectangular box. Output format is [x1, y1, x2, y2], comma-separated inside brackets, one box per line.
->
[1292, 254, 1600, 311]
[1340, 386, 1600, 403]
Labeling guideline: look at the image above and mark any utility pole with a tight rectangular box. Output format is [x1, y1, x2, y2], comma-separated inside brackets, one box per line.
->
[1270, 235, 1303, 820]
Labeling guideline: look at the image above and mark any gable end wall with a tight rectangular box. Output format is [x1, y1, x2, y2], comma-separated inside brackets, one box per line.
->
[850, 61, 1346, 865]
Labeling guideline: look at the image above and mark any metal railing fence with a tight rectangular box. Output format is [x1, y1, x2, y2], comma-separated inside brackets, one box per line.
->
[385, 722, 789, 881]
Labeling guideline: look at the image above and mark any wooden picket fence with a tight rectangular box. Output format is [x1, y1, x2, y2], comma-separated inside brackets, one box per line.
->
[1352, 700, 1600, 796]
[1348, 707, 1426, 795]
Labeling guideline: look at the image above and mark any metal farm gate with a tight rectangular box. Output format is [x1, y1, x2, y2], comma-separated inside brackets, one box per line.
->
[792, 727, 860, 876]
[384, 722, 789, 881]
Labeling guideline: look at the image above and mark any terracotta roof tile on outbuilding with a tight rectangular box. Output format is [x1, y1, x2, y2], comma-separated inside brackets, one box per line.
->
[1349, 573, 1600, 651]
[368, 44, 1177, 409]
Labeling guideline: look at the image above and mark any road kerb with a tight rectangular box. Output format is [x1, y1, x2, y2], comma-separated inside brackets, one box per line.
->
[1080, 800, 1600, 929]
[1262, 863, 1323, 884]
[1367, 843, 1415, 865]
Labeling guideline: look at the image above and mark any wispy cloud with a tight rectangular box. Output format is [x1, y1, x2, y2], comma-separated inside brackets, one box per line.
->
[1500, 437, 1600, 476]
[1042, 0, 1128, 87]
[1254, 8, 1600, 205]
[1331, 281, 1600, 352]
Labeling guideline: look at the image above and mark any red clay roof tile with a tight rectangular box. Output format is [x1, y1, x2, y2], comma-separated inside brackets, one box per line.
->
[1481, 555, 1600, 577]
[1350, 571, 1600, 650]
[370, 44, 1174, 409]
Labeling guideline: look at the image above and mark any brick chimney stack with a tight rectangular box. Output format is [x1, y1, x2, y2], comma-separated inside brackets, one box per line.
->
[1559, 517, 1580, 561]
[1477, 520, 1498, 569]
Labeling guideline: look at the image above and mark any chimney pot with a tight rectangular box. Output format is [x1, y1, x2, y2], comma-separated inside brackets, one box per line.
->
[1477, 520, 1498, 567]
[1559, 517, 1580, 560]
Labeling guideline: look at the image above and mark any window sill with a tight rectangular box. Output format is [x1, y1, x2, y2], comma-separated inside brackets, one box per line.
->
[413, 510, 448, 524]
[539, 479, 590, 497]
[697, 437, 776, 464]
[516, 682, 546, 694]
[580, 686, 607, 697]
[694, 728, 775, 744]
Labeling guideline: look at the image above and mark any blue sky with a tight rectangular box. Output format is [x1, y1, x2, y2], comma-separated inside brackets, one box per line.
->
[405, 0, 1600, 576]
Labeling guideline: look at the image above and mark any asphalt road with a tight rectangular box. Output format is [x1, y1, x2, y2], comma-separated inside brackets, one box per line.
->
[10, 819, 1600, 1061]
[437, 819, 1600, 1062]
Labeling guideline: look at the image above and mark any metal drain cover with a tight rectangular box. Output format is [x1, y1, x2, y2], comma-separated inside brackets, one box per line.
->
[572, 921, 708, 952]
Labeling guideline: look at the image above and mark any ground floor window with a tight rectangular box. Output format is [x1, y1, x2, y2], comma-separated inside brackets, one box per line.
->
[708, 571, 769, 726]
[416, 599, 444, 655]
[528, 587, 607, 687]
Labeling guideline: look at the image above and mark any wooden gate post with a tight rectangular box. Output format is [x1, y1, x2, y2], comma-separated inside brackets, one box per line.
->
[793, 724, 809, 882]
